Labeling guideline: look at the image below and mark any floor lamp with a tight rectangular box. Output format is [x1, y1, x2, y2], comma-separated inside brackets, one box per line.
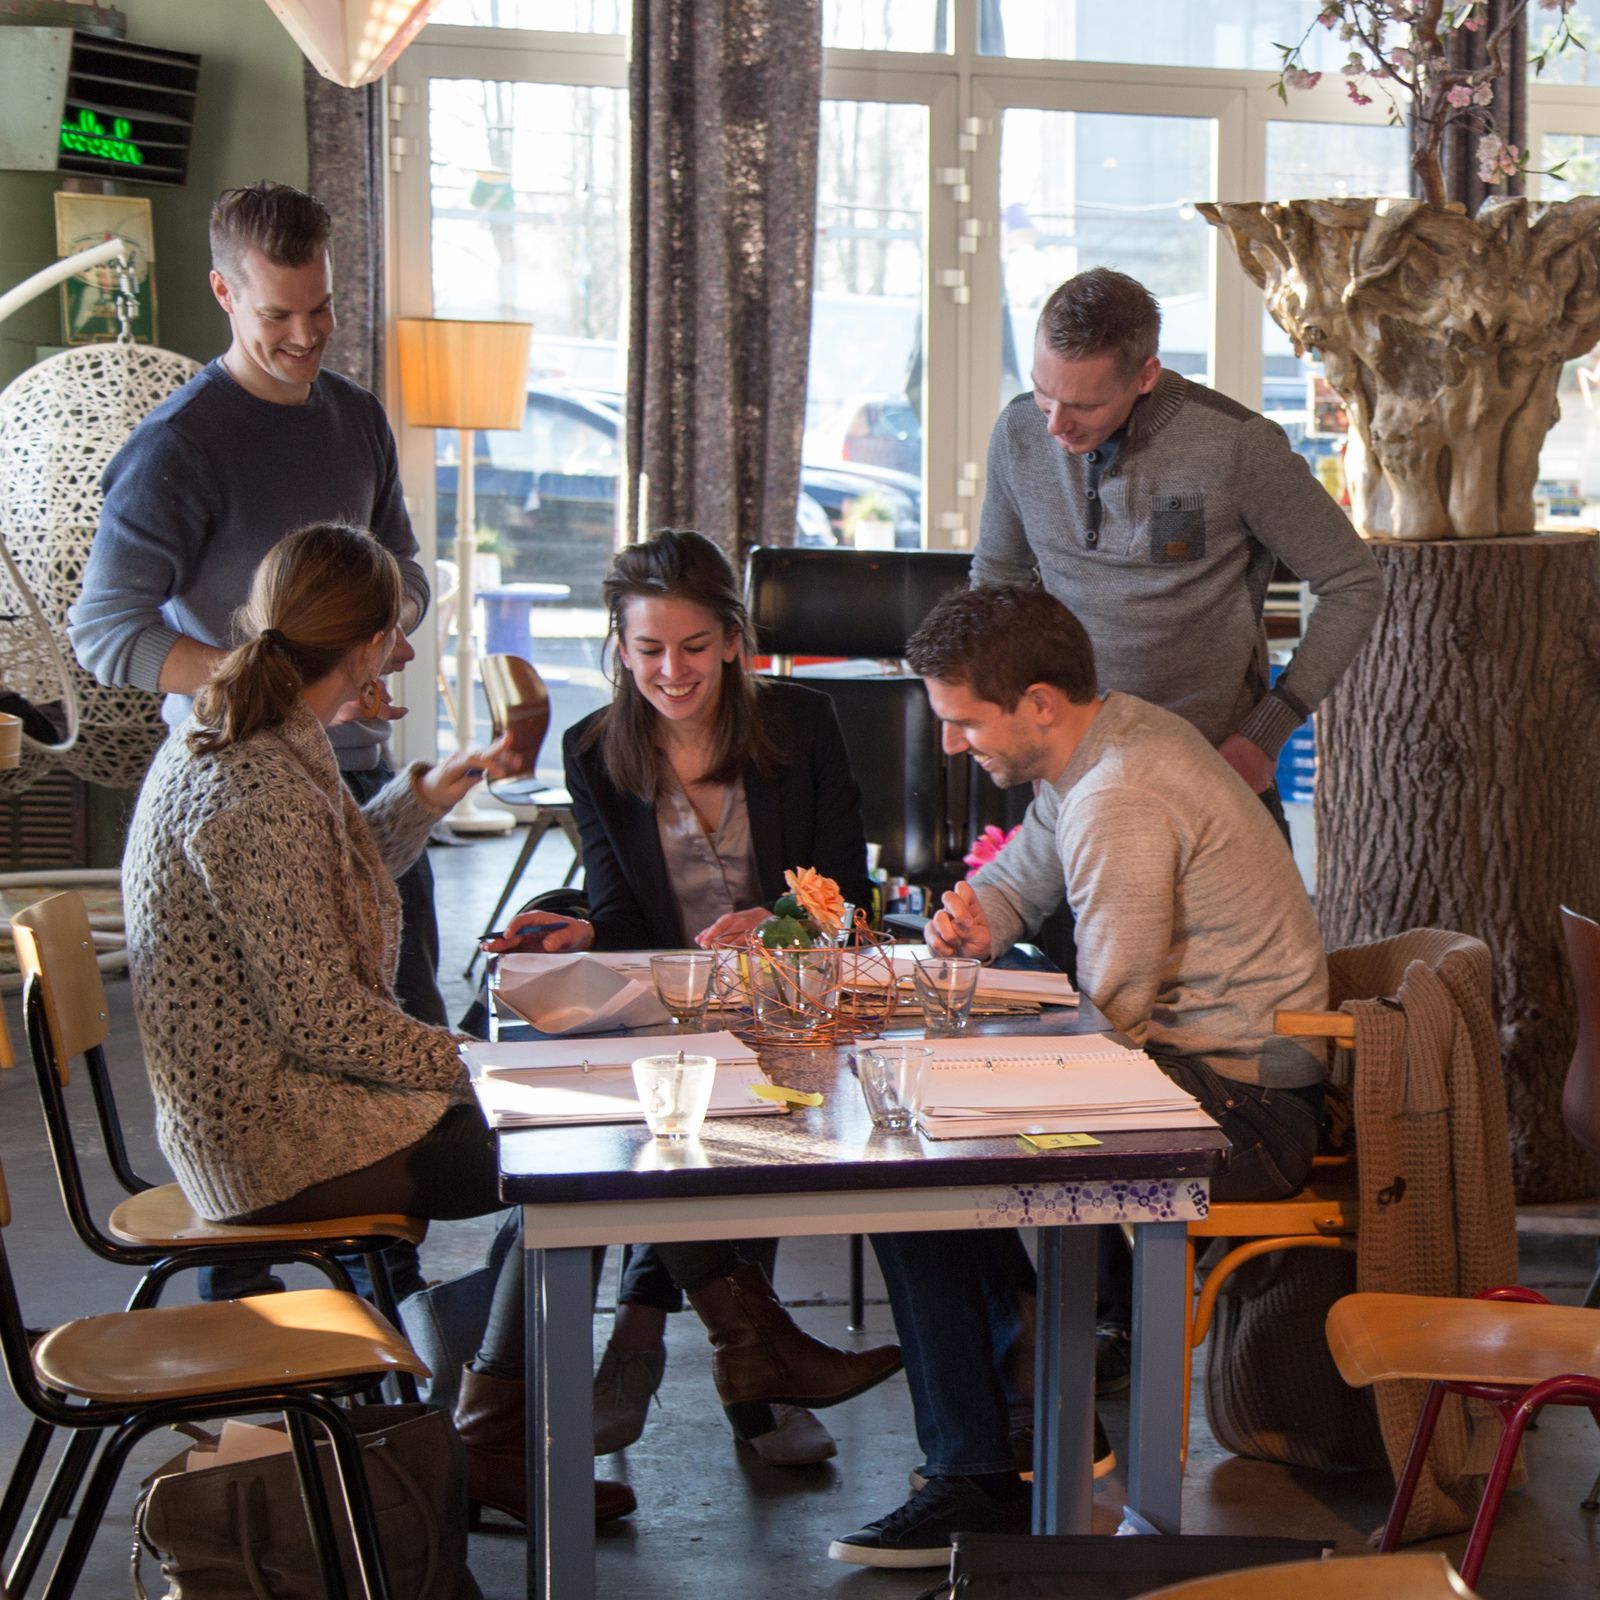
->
[396, 316, 533, 835]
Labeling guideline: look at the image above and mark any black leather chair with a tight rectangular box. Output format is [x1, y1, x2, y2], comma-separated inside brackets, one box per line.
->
[745, 546, 1005, 894]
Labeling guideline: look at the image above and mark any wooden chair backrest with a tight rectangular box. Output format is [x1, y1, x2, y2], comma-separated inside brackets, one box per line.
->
[481, 653, 552, 775]
[9, 892, 109, 1079]
[1560, 905, 1600, 1159]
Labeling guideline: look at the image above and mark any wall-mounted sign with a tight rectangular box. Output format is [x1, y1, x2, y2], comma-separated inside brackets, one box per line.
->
[53, 192, 156, 346]
[0, 27, 200, 188]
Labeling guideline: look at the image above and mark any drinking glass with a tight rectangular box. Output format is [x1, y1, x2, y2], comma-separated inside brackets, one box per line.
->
[912, 956, 982, 1034]
[857, 1043, 932, 1131]
[631, 1053, 717, 1141]
[650, 952, 716, 1026]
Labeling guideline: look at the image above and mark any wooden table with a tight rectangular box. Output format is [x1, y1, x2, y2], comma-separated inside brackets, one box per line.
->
[493, 998, 1229, 1599]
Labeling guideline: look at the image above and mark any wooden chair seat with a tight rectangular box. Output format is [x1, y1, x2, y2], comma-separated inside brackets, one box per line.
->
[1142, 1552, 1476, 1600]
[1327, 1292, 1600, 1389]
[107, 1184, 426, 1250]
[32, 1287, 429, 1403]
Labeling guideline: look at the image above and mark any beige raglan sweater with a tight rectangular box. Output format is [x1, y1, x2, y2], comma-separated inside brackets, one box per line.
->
[123, 701, 468, 1221]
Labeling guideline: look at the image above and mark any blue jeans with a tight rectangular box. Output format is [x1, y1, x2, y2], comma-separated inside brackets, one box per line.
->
[874, 1059, 1321, 1479]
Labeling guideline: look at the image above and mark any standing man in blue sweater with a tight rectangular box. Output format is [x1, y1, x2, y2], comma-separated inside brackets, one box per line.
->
[70, 181, 436, 1299]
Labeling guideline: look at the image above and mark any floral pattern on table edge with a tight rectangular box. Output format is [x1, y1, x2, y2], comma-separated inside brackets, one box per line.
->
[971, 1179, 1209, 1228]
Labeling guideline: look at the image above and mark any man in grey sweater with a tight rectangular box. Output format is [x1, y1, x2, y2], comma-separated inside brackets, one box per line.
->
[829, 585, 1326, 1570]
[975, 266, 1382, 808]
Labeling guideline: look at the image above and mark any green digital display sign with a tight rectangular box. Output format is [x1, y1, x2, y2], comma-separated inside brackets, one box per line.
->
[59, 108, 144, 169]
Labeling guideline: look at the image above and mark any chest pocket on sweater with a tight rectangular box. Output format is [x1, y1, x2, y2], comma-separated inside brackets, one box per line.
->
[1148, 492, 1207, 563]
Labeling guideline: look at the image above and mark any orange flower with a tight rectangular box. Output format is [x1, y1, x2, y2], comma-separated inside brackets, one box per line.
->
[785, 866, 845, 934]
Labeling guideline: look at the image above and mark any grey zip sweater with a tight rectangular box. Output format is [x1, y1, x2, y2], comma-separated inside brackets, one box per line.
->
[972, 692, 1327, 1087]
[974, 370, 1383, 759]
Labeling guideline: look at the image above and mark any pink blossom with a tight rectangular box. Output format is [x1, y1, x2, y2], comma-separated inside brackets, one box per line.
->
[1284, 67, 1323, 90]
[1389, 47, 1415, 70]
[1476, 134, 1521, 185]
[1538, 1, 1576, 14]
[1317, 6, 1342, 26]
[1446, 84, 1474, 107]
[963, 825, 1021, 872]
[1347, 81, 1374, 106]
[1472, 81, 1494, 106]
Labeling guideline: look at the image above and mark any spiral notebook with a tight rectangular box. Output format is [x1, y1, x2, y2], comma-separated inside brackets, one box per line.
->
[905, 1034, 1214, 1140]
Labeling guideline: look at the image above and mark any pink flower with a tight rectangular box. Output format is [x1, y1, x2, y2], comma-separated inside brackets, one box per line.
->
[1476, 134, 1521, 185]
[1446, 84, 1474, 107]
[1347, 82, 1374, 106]
[1389, 47, 1415, 70]
[1317, 6, 1341, 26]
[1472, 81, 1494, 106]
[1284, 67, 1323, 90]
[963, 824, 1020, 872]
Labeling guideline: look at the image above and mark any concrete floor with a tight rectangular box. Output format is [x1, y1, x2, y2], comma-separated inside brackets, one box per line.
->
[2, 822, 1598, 1597]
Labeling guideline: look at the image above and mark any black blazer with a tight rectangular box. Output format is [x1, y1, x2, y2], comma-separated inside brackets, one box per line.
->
[562, 679, 874, 950]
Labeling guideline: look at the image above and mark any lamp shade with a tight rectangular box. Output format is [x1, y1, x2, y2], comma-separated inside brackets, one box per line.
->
[394, 318, 533, 431]
[260, 0, 445, 89]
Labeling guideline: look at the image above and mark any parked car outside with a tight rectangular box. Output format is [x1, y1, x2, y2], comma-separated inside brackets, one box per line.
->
[804, 392, 923, 478]
[435, 387, 920, 604]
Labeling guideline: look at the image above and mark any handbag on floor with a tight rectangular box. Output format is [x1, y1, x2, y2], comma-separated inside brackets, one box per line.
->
[133, 1404, 483, 1600]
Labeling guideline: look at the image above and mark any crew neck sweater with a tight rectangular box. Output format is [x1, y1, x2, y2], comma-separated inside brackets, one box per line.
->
[971, 692, 1328, 1087]
[69, 359, 429, 772]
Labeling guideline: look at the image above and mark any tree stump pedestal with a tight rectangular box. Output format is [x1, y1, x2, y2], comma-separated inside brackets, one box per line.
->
[1315, 532, 1600, 1200]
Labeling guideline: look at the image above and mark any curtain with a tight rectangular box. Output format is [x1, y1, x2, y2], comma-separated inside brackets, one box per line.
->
[626, 0, 823, 563]
[304, 64, 387, 396]
[1427, 1, 1527, 210]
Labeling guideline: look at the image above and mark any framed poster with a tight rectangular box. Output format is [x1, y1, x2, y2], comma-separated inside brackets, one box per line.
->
[53, 192, 157, 345]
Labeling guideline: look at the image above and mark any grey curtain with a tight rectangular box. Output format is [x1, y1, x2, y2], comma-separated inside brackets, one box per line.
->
[626, 0, 823, 563]
[304, 64, 387, 396]
[1427, 1, 1527, 210]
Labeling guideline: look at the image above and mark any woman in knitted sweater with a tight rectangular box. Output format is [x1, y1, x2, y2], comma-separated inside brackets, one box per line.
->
[124, 522, 888, 1528]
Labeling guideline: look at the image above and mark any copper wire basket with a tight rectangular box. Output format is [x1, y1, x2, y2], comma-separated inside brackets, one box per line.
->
[717, 913, 900, 1046]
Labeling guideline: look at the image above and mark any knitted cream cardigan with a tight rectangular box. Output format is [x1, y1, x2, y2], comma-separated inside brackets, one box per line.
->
[123, 701, 467, 1220]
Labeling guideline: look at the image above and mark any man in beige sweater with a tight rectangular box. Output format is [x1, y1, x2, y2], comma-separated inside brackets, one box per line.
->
[829, 583, 1327, 1570]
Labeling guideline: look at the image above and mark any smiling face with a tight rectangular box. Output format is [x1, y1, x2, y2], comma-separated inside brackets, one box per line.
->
[211, 246, 336, 404]
[1031, 335, 1160, 454]
[617, 595, 742, 732]
[925, 677, 1057, 791]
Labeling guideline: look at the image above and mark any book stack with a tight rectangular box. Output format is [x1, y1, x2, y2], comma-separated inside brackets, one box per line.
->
[905, 1034, 1214, 1141]
[460, 1030, 783, 1129]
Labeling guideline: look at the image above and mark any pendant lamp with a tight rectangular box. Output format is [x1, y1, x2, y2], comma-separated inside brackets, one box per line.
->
[259, 0, 445, 89]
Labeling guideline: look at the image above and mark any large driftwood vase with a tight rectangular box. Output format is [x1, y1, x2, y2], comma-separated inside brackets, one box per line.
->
[1315, 534, 1600, 1201]
[1198, 197, 1600, 541]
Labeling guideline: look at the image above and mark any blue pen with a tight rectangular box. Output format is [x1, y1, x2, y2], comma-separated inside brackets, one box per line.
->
[480, 919, 570, 946]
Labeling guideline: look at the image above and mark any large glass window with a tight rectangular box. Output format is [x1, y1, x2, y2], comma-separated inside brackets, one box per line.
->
[982, 1, 1351, 70]
[430, 0, 625, 31]
[803, 100, 928, 549]
[1532, 1, 1600, 84]
[998, 109, 1215, 410]
[822, 0, 944, 54]
[426, 76, 627, 778]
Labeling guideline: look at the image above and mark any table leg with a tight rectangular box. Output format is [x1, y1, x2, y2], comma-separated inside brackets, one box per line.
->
[1128, 1219, 1187, 1534]
[528, 1242, 594, 1600]
[1032, 1224, 1097, 1534]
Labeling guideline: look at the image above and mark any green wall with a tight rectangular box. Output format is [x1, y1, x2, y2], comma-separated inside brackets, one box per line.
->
[0, 0, 309, 389]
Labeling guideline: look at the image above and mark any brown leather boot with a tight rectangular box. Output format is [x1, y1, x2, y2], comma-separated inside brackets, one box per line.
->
[684, 1262, 901, 1425]
[453, 1366, 636, 1526]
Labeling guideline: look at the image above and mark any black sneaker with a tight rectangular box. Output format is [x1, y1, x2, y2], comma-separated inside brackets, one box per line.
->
[1095, 1323, 1131, 1395]
[828, 1475, 1031, 1568]
[907, 1416, 1115, 1491]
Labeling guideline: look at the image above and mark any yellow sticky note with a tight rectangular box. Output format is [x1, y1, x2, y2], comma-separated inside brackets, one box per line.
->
[1019, 1131, 1101, 1150]
[752, 1083, 824, 1107]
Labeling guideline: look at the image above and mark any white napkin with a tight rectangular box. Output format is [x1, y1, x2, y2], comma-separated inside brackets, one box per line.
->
[493, 952, 670, 1035]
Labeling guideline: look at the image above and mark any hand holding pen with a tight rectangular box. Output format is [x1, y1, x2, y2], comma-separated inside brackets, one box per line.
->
[480, 912, 595, 955]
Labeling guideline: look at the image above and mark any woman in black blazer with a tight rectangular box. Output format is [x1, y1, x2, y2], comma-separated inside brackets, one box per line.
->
[488, 530, 889, 1470]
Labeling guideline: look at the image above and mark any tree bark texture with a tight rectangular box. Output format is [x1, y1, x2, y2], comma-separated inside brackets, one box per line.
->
[1199, 197, 1600, 541]
[1315, 535, 1600, 1201]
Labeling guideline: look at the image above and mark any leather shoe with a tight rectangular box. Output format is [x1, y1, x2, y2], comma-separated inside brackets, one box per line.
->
[593, 1341, 667, 1454]
[738, 1402, 838, 1466]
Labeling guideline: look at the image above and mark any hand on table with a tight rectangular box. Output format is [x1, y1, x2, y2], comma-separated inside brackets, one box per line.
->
[416, 733, 518, 812]
[695, 906, 772, 948]
[481, 911, 596, 955]
[1217, 732, 1275, 794]
[925, 880, 994, 961]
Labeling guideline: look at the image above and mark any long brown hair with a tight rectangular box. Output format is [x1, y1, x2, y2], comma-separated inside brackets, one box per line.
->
[190, 523, 402, 755]
[587, 529, 778, 800]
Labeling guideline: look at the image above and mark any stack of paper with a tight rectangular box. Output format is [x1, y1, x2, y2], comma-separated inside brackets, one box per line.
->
[852, 947, 1079, 1008]
[908, 1034, 1213, 1140]
[460, 1030, 784, 1129]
